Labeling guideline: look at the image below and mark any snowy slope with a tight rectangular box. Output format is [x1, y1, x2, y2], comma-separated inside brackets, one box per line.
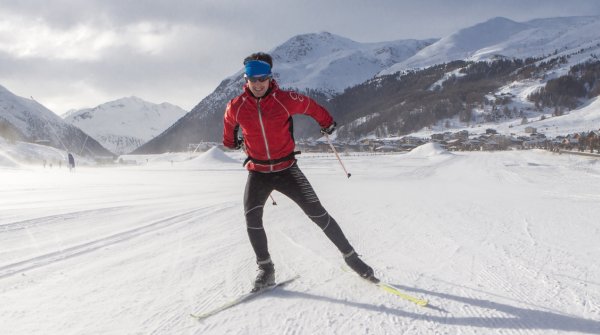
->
[409, 86, 600, 140]
[141, 18, 600, 151]
[0, 150, 20, 168]
[529, 97, 600, 136]
[269, 32, 436, 94]
[0, 138, 96, 168]
[487, 95, 600, 138]
[64, 97, 187, 155]
[0, 84, 112, 157]
[381, 16, 600, 75]
[219, 32, 436, 96]
[0, 145, 599, 334]
[135, 32, 436, 152]
[0, 85, 66, 138]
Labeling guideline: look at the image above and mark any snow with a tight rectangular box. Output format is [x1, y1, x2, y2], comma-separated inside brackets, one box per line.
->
[528, 97, 600, 137]
[409, 89, 600, 140]
[63, 96, 187, 155]
[380, 16, 600, 76]
[187, 146, 239, 163]
[0, 84, 66, 138]
[1, 143, 600, 334]
[2, 15, 600, 335]
[0, 150, 20, 168]
[219, 32, 435, 97]
[428, 68, 467, 91]
[0, 138, 94, 168]
[403, 142, 452, 158]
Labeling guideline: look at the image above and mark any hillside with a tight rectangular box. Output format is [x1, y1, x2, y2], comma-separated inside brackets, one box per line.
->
[64, 97, 187, 155]
[134, 17, 600, 153]
[133, 32, 435, 153]
[381, 16, 600, 74]
[0, 84, 113, 158]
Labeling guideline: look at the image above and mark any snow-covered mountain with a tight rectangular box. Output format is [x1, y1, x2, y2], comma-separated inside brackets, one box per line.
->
[134, 32, 435, 153]
[215, 32, 436, 97]
[381, 16, 600, 75]
[0, 84, 112, 157]
[269, 32, 436, 94]
[135, 16, 600, 153]
[64, 97, 187, 155]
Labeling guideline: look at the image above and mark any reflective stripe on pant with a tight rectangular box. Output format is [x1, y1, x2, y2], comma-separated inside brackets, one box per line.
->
[244, 162, 353, 262]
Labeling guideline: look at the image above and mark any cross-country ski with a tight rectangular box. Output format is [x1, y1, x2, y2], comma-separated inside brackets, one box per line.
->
[190, 276, 300, 320]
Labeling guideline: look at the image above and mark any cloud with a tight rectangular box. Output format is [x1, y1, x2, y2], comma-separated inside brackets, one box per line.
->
[1, 0, 600, 115]
[0, 4, 249, 112]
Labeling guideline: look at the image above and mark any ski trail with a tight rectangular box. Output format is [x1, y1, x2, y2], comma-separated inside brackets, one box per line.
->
[0, 206, 130, 232]
[190, 255, 251, 320]
[522, 218, 537, 246]
[0, 205, 229, 279]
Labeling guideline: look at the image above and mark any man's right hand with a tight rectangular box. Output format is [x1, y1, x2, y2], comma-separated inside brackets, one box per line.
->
[235, 138, 243, 150]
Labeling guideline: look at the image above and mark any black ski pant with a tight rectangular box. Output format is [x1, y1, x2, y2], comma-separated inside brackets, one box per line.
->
[244, 162, 354, 263]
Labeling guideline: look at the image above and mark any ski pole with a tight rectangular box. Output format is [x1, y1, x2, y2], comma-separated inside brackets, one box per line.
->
[269, 194, 277, 205]
[324, 133, 351, 178]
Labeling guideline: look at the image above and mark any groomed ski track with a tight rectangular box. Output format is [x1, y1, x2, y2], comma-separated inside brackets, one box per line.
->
[1, 147, 599, 334]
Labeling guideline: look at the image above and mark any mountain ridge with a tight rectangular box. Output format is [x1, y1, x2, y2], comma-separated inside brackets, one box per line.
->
[134, 32, 436, 153]
[64, 96, 187, 155]
[381, 15, 600, 75]
[0, 84, 113, 157]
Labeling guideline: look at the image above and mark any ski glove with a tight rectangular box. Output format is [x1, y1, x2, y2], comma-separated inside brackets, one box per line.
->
[320, 121, 336, 135]
[234, 137, 243, 150]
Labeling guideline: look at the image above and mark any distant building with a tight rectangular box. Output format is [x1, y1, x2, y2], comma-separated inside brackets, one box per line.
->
[525, 126, 537, 134]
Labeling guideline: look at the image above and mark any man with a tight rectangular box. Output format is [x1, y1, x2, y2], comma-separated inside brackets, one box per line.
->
[67, 153, 75, 172]
[223, 52, 374, 291]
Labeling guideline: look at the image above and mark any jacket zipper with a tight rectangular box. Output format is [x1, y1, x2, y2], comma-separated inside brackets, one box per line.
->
[256, 98, 273, 172]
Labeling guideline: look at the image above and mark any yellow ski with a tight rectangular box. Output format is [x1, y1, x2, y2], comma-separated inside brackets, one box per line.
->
[342, 265, 428, 307]
[376, 282, 428, 306]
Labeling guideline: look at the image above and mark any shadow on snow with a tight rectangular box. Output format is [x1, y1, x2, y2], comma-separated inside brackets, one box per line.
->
[266, 284, 599, 333]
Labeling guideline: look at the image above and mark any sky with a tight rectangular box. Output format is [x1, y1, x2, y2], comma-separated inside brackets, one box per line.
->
[1, 0, 599, 116]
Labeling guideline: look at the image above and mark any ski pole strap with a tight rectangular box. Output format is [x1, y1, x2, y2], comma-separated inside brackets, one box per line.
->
[243, 151, 301, 167]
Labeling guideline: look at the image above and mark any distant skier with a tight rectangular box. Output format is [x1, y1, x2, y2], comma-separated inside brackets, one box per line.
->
[67, 153, 75, 172]
[223, 52, 374, 291]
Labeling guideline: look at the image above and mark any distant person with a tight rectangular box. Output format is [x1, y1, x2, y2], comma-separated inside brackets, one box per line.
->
[67, 153, 75, 172]
[223, 52, 374, 291]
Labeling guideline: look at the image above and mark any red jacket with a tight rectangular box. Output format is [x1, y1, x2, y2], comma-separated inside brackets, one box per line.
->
[223, 80, 333, 172]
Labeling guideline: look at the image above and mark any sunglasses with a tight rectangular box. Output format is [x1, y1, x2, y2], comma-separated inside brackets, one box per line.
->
[245, 75, 272, 83]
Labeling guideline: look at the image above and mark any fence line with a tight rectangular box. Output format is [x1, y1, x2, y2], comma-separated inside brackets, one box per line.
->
[556, 150, 600, 158]
[296, 152, 404, 159]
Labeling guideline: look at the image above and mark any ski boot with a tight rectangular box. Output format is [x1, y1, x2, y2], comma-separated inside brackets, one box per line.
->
[344, 250, 377, 282]
[252, 259, 275, 292]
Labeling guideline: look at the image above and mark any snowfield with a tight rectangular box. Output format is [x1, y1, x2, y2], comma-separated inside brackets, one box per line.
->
[1, 145, 599, 334]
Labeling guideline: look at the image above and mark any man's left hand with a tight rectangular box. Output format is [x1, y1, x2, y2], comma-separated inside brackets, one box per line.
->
[321, 121, 336, 135]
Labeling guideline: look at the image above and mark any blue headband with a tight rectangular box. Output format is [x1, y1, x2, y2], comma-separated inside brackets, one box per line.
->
[244, 60, 272, 77]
